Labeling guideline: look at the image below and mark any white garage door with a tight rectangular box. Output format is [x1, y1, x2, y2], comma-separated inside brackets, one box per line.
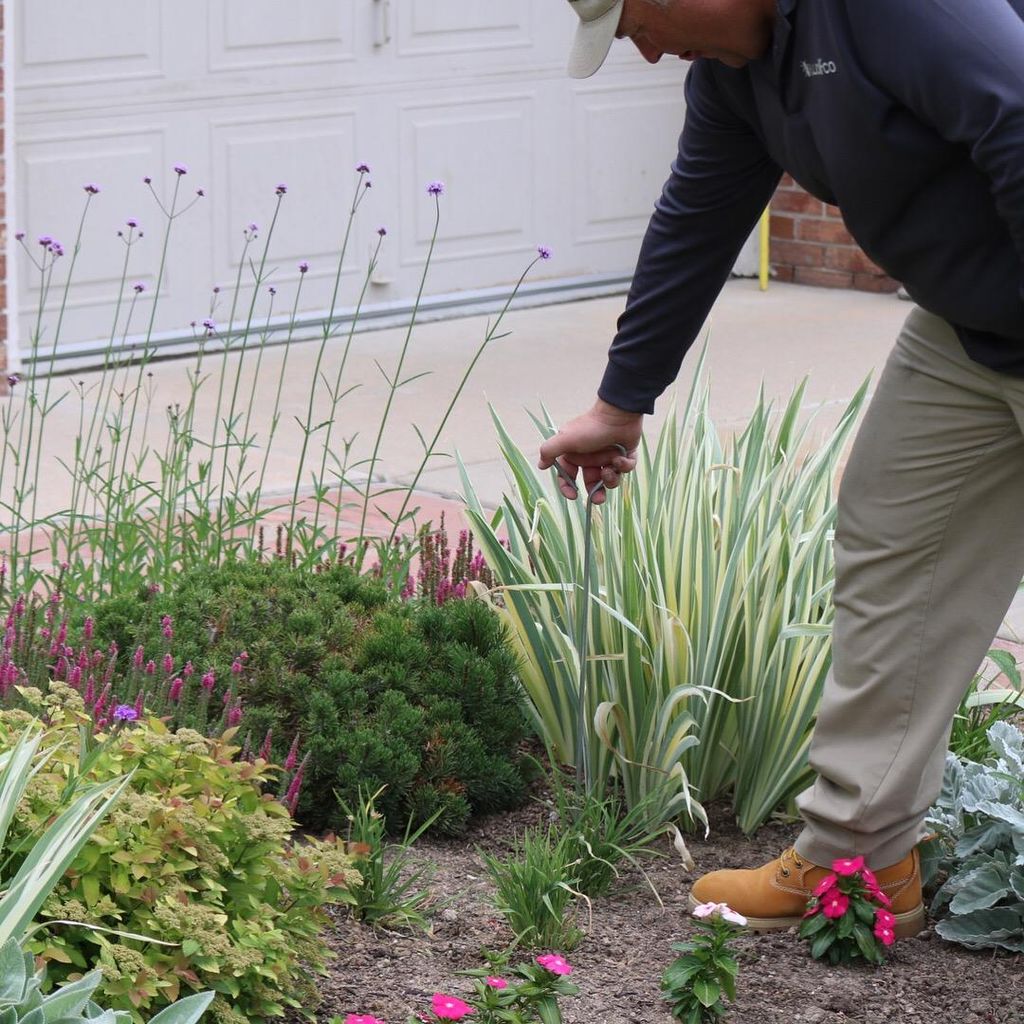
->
[12, 0, 689, 367]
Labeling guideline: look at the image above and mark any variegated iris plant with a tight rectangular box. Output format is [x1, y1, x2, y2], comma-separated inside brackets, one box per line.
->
[460, 372, 867, 834]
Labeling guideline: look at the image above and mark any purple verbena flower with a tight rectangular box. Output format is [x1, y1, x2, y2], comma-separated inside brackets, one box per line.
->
[247, 222, 258, 234]
[537, 245, 552, 260]
[14, 231, 24, 242]
[133, 282, 145, 294]
[356, 162, 371, 174]
[126, 218, 138, 229]
[298, 261, 309, 273]
[196, 188, 205, 197]
[427, 181, 445, 196]
[202, 318, 216, 332]
[50, 242, 65, 258]
[275, 183, 287, 195]
[173, 163, 188, 176]
[38, 235, 52, 248]
[377, 226, 387, 237]
[112, 704, 139, 722]
[143, 176, 152, 184]
[6, 375, 20, 389]
[83, 183, 100, 195]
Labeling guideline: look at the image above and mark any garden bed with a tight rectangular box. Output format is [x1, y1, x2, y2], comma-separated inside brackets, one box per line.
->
[307, 797, 1021, 1024]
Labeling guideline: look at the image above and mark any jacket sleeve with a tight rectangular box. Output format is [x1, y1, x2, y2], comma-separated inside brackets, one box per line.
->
[598, 63, 782, 414]
[849, 0, 1024, 325]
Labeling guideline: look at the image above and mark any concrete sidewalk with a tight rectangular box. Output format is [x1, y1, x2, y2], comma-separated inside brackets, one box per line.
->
[14, 276, 1024, 641]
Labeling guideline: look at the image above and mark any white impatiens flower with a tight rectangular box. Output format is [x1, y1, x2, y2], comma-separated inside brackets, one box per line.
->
[692, 901, 748, 927]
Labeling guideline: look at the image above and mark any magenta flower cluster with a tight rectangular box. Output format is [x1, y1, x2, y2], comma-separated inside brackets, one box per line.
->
[401, 517, 493, 605]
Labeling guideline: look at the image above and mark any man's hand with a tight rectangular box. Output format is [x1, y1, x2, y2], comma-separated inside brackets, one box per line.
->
[537, 398, 643, 503]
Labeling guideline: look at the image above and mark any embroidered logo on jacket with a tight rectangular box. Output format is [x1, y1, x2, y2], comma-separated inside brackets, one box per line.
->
[801, 59, 837, 77]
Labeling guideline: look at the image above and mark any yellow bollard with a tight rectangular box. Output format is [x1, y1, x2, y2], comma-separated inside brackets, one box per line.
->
[759, 206, 770, 291]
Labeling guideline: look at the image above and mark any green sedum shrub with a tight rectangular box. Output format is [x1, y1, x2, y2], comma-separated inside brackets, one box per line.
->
[1, 700, 358, 1023]
[83, 558, 530, 835]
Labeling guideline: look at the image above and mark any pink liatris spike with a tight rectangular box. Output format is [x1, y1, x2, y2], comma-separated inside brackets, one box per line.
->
[284, 753, 310, 815]
[284, 733, 301, 771]
[168, 676, 184, 702]
[132, 645, 145, 670]
[227, 701, 243, 728]
[259, 729, 274, 762]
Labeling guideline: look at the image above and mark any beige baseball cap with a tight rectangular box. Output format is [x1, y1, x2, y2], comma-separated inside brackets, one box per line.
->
[566, 0, 625, 78]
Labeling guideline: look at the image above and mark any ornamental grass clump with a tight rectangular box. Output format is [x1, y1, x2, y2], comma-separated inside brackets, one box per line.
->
[798, 857, 895, 965]
[0, 699, 359, 1022]
[459, 369, 867, 833]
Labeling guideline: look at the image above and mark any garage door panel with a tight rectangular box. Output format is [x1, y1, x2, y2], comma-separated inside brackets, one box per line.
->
[210, 0, 355, 71]
[398, 95, 534, 265]
[19, 1, 163, 88]
[398, 0, 530, 57]
[211, 110, 362, 299]
[572, 85, 683, 245]
[18, 127, 169, 336]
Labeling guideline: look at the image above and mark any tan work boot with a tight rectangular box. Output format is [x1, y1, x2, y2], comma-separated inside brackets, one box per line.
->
[687, 846, 925, 939]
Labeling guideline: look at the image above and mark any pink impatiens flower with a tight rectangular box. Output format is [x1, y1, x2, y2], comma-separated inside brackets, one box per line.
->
[431, 993, 474, 1020]
[484, 977, 508, 989]
[820, 890, 850, 919]
[832, 856, 866, 877]
[813, 873, 839, 898]
[536, 954, 573, 976]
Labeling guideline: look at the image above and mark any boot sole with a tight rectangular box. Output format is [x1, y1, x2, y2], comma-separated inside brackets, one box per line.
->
[685, 893, 926, 939]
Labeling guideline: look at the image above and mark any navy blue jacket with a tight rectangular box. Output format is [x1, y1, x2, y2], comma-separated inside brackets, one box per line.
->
[600, 0, 1024, 414]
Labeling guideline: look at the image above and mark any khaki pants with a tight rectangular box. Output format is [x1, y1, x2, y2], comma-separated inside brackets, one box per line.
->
[795, 306, 1024, 869]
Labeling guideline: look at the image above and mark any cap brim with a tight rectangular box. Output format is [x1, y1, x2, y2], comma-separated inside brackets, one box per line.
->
[567, 2, 623, 79]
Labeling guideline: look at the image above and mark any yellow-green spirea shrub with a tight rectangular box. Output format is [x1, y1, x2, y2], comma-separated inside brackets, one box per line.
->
[1, 700, 359, 1023]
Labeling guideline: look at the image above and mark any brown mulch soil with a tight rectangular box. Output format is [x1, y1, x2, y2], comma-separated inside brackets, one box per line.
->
[303, 795, 1023, 1024]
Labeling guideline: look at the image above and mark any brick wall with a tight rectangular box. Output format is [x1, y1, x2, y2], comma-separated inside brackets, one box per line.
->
[769, 175, 898, 294]
[0, 0, 6, 395]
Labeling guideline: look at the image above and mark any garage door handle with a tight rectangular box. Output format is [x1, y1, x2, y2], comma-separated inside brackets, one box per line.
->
[373, 0, 391, 48]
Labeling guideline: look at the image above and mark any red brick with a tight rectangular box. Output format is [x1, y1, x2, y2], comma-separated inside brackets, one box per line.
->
[769, 214, 795, 240]
[771, 264, 796, 283]
[771, 239, 826, 268]
[771, 190, 825, 216]
[824, 204, 843, 220]
[824, 245, 885, 274]
[794, 267, 855, 289]
[852, 272, 901, 294]
[797, 218, 856, 244]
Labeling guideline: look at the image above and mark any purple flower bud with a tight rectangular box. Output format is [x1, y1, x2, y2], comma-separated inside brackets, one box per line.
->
[14, 232, 24, 242]
[537, 246, 552, 260]
[196, 188, 205, 197]
[212, 285, 220, 294]
[356, 162, 371, 174]
[377, 226, 387, 237]
[143, 176, 152, 185]
[275, 183, 287, 195]
[51, 242, 65, 257]
[202, 318, 216, 332]
[133, 282, 145, 293]
[298, 261, 309, 274]
[247, 222, 258, 234]
[173, 163, 188, 176]
[268, 286, 276, 296]
[364, 180, 372, 189]
[6, 374, 20, 389]
[83, 183, 100, 195]
[38, 235, 52, 248]
[427, 181, 445, 196]
[113, 704, 139, 722]
[126, 218, 138, 228]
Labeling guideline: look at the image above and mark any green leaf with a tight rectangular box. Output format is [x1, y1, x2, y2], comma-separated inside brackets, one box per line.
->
[148, 992, 217, 1024]
[0, 939, 27, 1000]
[38, 970, 102, 1019]
[810, 930, 835, 960]
[799, 911, 828, 938]
[692, 978, 721, 1009]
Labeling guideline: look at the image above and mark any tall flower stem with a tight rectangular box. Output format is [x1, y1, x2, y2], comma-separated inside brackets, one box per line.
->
[353, 191, 442, 571]
[286, 170, 370, 548]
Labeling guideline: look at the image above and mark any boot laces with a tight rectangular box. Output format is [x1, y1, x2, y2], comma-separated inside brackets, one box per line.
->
[779, 846, 805, 877]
